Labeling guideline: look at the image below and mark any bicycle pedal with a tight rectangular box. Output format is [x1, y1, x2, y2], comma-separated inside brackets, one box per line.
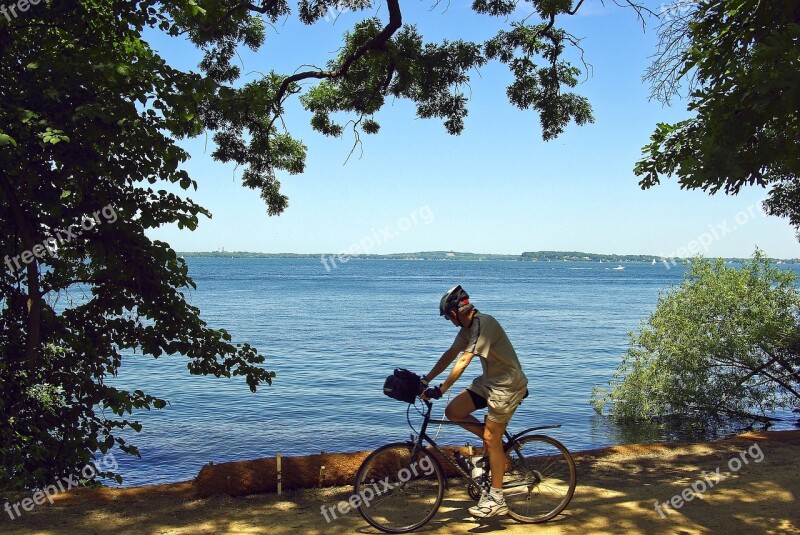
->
[474, 455, 490, 469]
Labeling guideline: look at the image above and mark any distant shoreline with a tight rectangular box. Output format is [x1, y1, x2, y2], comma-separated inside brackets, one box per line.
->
[176, 250, 800, 264]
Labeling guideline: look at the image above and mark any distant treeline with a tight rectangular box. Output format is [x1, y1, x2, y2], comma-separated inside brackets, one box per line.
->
[521, 251, 653, 262]
[178, 251, 800, 263]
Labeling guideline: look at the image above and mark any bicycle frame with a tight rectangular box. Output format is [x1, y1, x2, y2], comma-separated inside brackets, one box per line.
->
[408, 399, 562, 490]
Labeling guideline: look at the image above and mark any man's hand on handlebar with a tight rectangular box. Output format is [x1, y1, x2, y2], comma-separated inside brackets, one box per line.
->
[418, 375, 430, 396]
[420, 385, 443, 400]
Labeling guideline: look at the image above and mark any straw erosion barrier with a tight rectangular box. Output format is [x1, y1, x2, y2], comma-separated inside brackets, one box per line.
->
[194, 445, 480, 498]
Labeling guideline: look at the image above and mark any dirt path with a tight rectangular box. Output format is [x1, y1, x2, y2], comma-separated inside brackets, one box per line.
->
[2, 431, 798, 534]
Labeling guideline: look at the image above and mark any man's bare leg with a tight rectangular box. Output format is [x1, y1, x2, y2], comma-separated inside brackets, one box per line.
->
[484, 418, 508, 491]
[444, 390, 484, 439]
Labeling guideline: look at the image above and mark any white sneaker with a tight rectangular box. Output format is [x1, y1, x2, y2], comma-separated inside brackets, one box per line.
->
[469, 491, 508, 518]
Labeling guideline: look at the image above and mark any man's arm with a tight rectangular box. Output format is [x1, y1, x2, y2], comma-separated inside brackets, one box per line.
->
[423, 346, 461, 384]
[439, 351, 474, 394]
[422, 351, 475, 399]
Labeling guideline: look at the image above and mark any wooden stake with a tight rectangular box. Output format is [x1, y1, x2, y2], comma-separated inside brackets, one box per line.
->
[276, 451, 282, 495]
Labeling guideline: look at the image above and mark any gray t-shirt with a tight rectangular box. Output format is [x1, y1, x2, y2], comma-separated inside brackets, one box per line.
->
[450, 311, 528, 398]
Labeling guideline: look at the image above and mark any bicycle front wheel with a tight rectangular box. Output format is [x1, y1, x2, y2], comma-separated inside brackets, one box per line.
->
[354, 442, 445, 533]
[502, 434, 577, 523]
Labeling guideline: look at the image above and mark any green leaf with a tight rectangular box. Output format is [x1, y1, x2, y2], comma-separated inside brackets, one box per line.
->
[0, 133, 17, 147]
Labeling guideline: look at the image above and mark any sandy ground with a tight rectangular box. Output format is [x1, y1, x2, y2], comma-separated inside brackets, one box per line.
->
[1, 431, 798, 535]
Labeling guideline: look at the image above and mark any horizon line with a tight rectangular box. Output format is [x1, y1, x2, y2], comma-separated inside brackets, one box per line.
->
[173, 250, 799, 261]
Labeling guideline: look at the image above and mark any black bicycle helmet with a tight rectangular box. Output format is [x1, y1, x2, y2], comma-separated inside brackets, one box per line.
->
[439, 285, 470, 316]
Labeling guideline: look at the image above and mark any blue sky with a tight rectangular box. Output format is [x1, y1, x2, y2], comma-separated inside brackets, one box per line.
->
[146, 0, 800, 258]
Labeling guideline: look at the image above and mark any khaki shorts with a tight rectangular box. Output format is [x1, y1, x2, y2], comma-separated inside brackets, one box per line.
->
[467, 378, 529, 424]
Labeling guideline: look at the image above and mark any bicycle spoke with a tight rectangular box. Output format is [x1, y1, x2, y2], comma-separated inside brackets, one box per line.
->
[502, 435, 577, 523]
[354, 443, 444, 533]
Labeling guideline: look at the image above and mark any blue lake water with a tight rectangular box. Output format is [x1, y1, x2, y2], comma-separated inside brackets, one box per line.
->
[107, 258, 800, 487]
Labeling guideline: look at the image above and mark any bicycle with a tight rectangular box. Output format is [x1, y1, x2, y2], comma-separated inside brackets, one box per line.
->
[354, 397, 577, 533]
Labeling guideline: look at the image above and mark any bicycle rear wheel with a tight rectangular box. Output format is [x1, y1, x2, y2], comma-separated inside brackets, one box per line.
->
[502, 434, 577, 523]
[354, 442, 444, 533]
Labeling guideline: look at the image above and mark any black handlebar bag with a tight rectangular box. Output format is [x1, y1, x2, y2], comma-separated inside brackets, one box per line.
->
[383, 368, 421, 404]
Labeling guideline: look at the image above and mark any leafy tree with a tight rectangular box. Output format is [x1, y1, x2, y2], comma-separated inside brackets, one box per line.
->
[1, 0, 650, 489]
[636, 0, 800, 235]
[0, 1, 274, 490]
[592, 252, 800, 424]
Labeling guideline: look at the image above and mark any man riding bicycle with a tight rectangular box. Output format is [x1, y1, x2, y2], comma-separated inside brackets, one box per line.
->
[420, 285, 529, 518]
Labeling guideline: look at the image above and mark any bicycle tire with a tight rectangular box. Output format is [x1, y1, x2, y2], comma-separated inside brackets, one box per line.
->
[354, 442, 445, 533]
[502, 434, 577, 523]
